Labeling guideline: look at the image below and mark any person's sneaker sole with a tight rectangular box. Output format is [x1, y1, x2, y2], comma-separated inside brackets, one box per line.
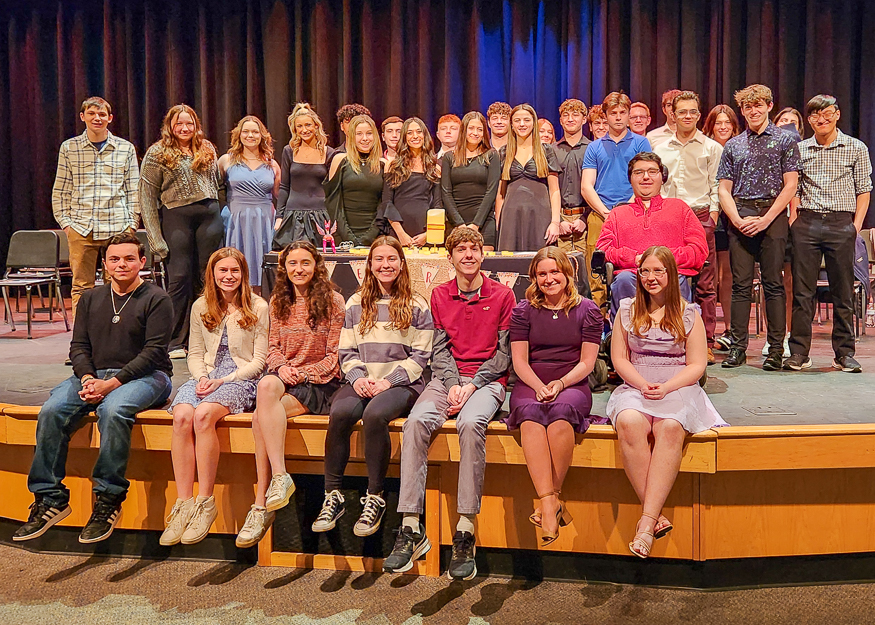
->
[448, 546, 477, 581]
[312, 507, 345, 533]
[180, 515, 217, 545]
[78, 517, 119, 544]
[784, 358, 812, 371]
[387, 536, 432, 574]
[833, 360, 862, 373]
[353, 520, 383, 537]
[12, 505, 72, 542]
[265, 481, 296, 513]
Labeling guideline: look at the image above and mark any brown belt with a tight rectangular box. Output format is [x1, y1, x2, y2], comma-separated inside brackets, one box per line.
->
[562, 206, 586, 216]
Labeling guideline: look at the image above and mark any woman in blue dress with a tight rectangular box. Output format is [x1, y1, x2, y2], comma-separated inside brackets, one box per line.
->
[161, 247, 269, 547]
[218, 116, 281, 293]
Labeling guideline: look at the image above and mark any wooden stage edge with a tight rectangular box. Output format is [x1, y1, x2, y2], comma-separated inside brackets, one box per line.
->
[3, 403, 875, 579]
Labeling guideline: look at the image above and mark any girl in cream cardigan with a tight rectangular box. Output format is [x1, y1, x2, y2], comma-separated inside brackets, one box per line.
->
[161, 247, 269, 547]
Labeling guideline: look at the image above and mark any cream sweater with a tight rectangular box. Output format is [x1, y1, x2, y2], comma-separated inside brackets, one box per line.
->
[187, 295, 269, 382]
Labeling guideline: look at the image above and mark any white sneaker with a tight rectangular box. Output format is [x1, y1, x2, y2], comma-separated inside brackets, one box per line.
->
[236, 505, 275, 548]
[168, 348, 187, 359]
[180, 496, 218, 545]
[265, 473, 296, 512]
[762, 334, 791, 358]
[159, 497, 195, 546]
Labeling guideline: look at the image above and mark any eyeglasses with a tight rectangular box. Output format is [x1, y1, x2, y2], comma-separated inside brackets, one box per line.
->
[675, 109, 700, 118]
[639, 268, 667, 277]
[631, 168, 662, 177]
[174, 122, 195, 129]
[808, 109, 837, 122]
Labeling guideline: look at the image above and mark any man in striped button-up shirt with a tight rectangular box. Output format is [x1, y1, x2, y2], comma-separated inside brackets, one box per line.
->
[51, 97, 140, 318]
[786, 94, 872, 373]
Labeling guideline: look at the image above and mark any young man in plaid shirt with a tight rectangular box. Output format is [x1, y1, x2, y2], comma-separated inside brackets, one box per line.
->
[52, 96, 140, 319]
[785, 95, 872, 373]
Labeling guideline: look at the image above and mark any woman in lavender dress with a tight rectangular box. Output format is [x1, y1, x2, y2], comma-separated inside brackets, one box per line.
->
[607, 246, 726, 559]
[218, 116, 281, 293]
[161, 248, 269, 547]
[507, 247, 603, 546]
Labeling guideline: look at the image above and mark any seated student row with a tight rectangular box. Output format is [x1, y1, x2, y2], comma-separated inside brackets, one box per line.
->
[14, 228, 723, 579]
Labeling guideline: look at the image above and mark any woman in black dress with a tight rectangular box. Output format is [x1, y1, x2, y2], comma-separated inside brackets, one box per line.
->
[273, 104, 334, 250]
[495, 104, 563, 252]
[440, 111, 500, 250]
[323, 115, 385, 247]
[379, 117, 441, 248]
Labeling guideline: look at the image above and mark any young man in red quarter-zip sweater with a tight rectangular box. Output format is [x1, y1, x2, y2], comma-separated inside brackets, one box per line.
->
[596, 151, 708, 321]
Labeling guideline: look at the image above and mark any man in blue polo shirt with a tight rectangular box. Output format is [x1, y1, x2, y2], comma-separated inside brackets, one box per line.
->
[580, 91, 651, 312]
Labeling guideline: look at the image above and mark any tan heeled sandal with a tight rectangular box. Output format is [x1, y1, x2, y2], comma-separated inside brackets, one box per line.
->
[538, 492, 573, 546]
[654, 515, 673, 539]
[629, 512, 657, 558]
[529, 490, 572, 529]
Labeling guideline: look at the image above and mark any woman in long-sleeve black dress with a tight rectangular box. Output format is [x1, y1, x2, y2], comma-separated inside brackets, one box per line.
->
[440, 111, 500, 249]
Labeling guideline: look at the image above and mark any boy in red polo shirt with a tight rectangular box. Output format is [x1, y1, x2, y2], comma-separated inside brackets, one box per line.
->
[383, 227, 515, 580]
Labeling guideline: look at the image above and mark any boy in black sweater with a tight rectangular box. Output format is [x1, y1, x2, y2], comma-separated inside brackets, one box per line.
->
[14, 231, 173, 544]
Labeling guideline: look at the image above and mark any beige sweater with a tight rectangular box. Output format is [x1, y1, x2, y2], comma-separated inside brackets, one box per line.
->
[187, 295, 269, 383]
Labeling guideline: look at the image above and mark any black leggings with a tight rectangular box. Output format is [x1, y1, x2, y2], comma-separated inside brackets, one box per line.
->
[324, 383, 419, 494]
[162, 200, 224, 350]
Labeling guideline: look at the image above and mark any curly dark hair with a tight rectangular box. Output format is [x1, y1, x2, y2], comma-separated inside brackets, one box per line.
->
[271, 241, 340, 330]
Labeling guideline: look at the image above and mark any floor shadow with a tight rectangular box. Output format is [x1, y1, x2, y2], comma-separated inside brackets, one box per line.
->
[350, 571, 383, 590]
[580, 582, 623, 608]
[470, 578, 541, 617]
[45, 554, 111, 583]
[186, 561, 254, 587]
[263, 567, 311, 589]
[106, 555, 168, 583]
[411, 580, 475, 617]
[390, 574, 419, 589]
[319, 569, 352, 593]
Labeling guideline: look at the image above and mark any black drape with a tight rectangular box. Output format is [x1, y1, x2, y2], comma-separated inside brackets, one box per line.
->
[2, 0, 874, 267]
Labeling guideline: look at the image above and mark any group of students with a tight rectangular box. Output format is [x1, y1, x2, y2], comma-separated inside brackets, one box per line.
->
[13, 224, 722, 576]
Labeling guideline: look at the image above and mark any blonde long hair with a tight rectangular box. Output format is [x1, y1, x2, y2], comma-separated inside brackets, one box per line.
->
[288, 103, 329, 156]
[345, 115, 383, 175]
[153, 104, 216, 172]
[502, 103, 550, 180]
[227, 115, 274, 166]
[630, 246, 687, 343]
[524, 247, 582, 315]
[201, 248, 258, 332]
[357, 236, 414, 334]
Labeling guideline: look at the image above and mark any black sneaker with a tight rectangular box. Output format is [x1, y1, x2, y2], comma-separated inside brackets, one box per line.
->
[833, 356, 862, 373]
[714, 334, 732, 351]
[79, 495, 123, 544]
[721, 346, 747, 368]
[762, 350, 784, 371]
[448, 531, 477, 580]
[353, 492, 386, 537]
[311, 490, 345, 532]
[12, 498, 72, 541]
[783, 354, 812, 371]
[383, 525, 431, 573]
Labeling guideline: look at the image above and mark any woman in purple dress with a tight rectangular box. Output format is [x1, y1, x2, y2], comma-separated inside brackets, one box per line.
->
[607, 246, 726, 559]
[506, 247, 603, 545]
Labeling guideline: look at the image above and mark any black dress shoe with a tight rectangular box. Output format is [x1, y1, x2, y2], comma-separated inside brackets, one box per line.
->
[721, 347, 747, 368]
[762, 351, 784, 371]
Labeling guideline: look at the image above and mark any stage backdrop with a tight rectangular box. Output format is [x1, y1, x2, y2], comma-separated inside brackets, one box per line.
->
[2, 0, 874, 266]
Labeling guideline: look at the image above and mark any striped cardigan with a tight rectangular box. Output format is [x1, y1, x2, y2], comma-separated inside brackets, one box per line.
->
[338, 292, 434, 392]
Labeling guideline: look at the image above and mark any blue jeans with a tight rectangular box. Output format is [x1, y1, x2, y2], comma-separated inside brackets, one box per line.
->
[28, 369, 173, 507]
[610, 271, 692, 323]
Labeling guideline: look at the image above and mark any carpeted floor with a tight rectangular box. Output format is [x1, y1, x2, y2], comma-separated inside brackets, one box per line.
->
[2, 544, 875, 624]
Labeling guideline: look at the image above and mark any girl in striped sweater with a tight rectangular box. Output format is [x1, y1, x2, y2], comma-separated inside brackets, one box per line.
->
[313, 236, 434, 537]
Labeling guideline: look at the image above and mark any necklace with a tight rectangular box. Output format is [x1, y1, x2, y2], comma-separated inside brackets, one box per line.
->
[110, 287, 136, 324]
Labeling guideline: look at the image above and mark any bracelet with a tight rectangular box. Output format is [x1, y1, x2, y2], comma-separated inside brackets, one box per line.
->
[80, 375, 95, 384]
[558, 378, 566, 391]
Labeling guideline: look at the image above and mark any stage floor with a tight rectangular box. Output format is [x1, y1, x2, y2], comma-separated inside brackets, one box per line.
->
[1, 305, 872, 427]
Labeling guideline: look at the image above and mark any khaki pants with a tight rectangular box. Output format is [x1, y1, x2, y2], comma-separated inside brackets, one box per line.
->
[66, 229, 105, 318]
[557, 211, 586, 254]
[585, 211, 607, 311]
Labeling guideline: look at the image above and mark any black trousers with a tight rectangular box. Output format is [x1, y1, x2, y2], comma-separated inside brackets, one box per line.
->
[162, 200, 224, 350]
[728, 204, 788, 351]
[324, 383, 419, 494]
[789, 210, 857, 358]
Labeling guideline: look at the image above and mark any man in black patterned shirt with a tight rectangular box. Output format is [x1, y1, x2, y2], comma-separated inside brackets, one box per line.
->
[784, 95, 872, 373]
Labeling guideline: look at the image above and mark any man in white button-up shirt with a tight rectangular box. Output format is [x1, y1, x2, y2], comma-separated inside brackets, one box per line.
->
[654, 91, 724, 362]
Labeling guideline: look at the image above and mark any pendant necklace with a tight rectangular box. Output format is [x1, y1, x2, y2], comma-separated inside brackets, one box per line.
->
[552, 310, 559, 320]
[111, 287, 136, 324]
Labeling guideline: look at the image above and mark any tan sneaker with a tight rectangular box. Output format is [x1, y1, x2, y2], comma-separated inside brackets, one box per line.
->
[265, 473, 296, 512]
[236, 505, 275, 548]
[180, 496, 218, 545]
[159, 497, 195, 546]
